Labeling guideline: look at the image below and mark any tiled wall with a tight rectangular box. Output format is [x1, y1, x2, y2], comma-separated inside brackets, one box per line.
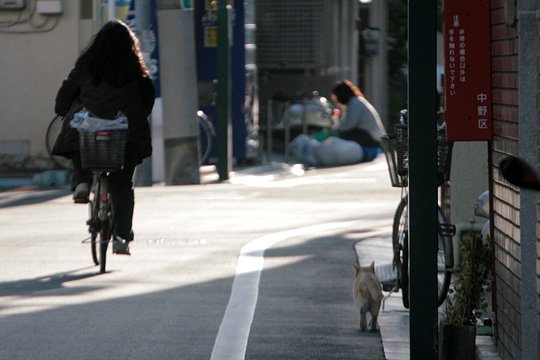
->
[490, 0, 522, 359]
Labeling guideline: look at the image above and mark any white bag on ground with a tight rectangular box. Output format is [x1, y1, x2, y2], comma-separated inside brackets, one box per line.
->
[314, 137, 363, 166]
[289, 134, 321, 167]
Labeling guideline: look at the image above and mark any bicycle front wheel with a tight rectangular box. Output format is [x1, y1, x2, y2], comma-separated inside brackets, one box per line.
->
[436, 209, 452, 306]
[89, 200, 99, 266]
[98, 220, 110, 273]
[88, 178, 113, 273]
[392, 196, 409, 308]
[392, 195, 452, 308]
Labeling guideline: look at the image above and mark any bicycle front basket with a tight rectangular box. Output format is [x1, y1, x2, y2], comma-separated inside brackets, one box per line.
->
[381, 135, 406, 187]
[79, 129, 127, 170]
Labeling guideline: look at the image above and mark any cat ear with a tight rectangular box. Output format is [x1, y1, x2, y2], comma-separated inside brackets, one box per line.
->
[370, 261, 375, 271]
[353, 264, 360, 274]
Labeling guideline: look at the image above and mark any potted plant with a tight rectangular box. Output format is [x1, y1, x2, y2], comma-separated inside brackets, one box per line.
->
[439, 230, 492, 360]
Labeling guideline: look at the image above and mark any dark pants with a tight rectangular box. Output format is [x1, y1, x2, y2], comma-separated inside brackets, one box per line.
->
[72, 153, 137, 242]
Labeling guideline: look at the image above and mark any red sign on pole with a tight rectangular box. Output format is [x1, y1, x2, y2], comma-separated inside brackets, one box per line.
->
[444, 0, 492, 141]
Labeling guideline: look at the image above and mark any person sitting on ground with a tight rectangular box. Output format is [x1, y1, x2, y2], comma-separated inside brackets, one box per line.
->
[52, 19, 155, 255]
[331, 80, 385, 162]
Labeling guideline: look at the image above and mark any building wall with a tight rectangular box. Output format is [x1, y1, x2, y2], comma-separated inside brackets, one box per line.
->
[0, 1, 90, 170]
[489, 0, 537, 358]
[256, 0, 359, 131]
[449, 142, 489, 226]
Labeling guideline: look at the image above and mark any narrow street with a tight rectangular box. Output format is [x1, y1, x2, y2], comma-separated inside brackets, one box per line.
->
[0, 158, 402, 359]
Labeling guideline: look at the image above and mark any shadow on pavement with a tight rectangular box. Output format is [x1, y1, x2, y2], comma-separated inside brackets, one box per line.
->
[0, 189, 70, 209]
[0, 267, 101, 297]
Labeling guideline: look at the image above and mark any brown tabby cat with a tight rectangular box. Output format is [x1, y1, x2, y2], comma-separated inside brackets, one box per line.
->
[353, 261, 383, 331]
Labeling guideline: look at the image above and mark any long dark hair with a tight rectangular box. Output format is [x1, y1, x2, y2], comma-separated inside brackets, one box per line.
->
[76, 19, 149, 87]
[331, 80, 365, 105]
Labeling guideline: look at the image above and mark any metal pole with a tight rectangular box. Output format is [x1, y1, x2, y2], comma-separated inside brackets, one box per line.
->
[216, 0, 231, 181]
[408, 0, 438, 359]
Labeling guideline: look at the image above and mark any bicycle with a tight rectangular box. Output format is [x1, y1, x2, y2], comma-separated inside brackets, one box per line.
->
[381, 109, 455, 308]
[86, 168, 116, 273]
[79, 127, 128, 274]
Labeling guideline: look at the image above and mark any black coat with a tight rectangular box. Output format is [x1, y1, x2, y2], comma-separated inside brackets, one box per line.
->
[52, 65, 155, 163]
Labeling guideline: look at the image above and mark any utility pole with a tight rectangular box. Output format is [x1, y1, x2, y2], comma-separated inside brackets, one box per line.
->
[408, 0, 438, 359]
[216, 0, 232, 181]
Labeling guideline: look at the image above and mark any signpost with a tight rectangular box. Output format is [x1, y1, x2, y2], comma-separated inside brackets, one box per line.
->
[444, 0, 492, 141]
[409, 0, 438, 358]
[216, 0, 232, 180]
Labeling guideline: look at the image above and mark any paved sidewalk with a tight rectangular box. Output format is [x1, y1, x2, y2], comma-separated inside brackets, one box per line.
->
[354, 236, 409, 360]
[354, 237, 501, 360]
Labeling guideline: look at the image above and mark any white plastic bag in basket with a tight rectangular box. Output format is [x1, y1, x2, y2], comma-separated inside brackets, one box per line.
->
[70, 108, 128, 131]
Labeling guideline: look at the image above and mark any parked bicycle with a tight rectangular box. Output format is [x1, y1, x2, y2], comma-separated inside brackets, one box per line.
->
[197, 110, 216, 165]
[381, 109, 455, 308]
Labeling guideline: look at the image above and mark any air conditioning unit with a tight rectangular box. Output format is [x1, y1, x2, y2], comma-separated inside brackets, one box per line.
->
[0, 0, 25, 10]
[36, 0, 62, 14]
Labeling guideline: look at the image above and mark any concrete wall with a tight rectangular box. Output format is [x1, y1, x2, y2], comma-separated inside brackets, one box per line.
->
[0, 0, 202, 185]
[156, 1, 199, 184]
[489, 0, 540, 358]
[0, 0, 84, 169]
[450, 142, 489, 225]
[256, 0, 359, 130]
[361, 0, 388, 129]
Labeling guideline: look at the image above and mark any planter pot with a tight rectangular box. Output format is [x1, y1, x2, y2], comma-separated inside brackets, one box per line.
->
[439, 323, 476, 360]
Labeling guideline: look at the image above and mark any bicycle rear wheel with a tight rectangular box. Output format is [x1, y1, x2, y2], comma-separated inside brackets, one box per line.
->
[45, 115, 72, 170]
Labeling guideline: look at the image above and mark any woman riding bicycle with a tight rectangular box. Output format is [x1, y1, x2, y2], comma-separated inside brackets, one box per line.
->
[51, 19, 155, 255]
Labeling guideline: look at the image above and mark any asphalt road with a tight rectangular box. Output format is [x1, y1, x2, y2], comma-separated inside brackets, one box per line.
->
[0, 157, 402, 359]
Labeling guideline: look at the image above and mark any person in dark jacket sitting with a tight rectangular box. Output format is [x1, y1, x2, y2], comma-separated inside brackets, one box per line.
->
[52, 19, 155, 255]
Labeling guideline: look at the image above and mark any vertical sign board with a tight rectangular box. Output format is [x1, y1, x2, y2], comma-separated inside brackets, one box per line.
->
[444, 0, 492, 141]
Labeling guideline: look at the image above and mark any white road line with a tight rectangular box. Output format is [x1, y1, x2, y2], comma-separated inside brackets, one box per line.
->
[210, 221, 356, 360]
